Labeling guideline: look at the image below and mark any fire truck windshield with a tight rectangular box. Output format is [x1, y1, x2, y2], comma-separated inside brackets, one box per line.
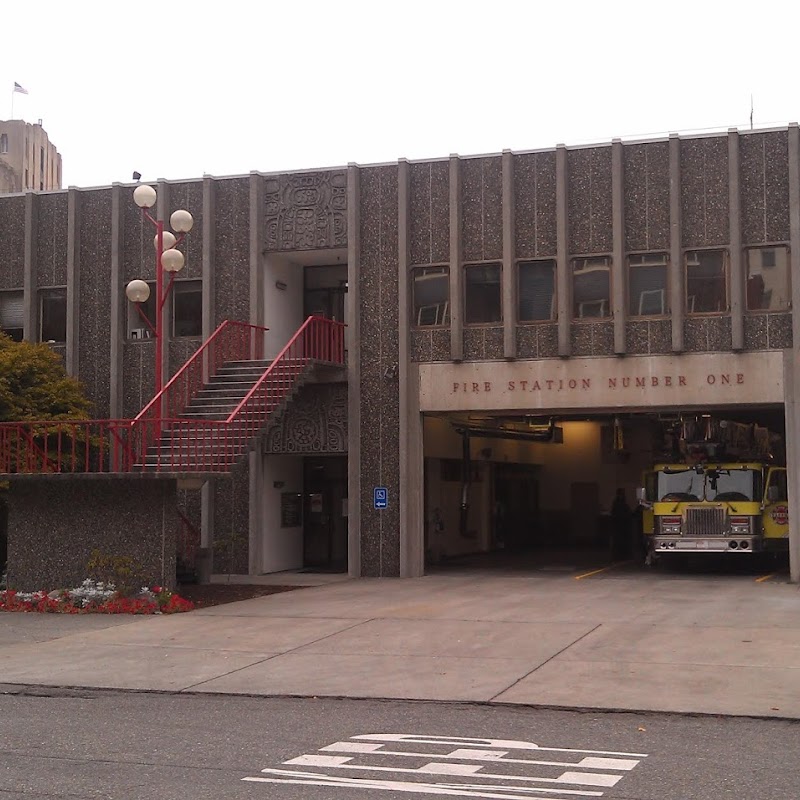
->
[658, 468, 760, 502]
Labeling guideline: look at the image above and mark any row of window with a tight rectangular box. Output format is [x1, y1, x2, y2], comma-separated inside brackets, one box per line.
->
[412, 246, 790, 326]
[0, 281, 203, 343]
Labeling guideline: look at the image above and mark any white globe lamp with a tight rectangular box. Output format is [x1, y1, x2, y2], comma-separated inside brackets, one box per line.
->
[133, 185, 157, 209]
[154, 231, 177, 251]
[125, 279, 151, 303]
[161, 248, 185, 273]
[170, 209, 194, 233]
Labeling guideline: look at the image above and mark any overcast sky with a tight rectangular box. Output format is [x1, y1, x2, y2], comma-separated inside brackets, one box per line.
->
[2, 0, 798, 188]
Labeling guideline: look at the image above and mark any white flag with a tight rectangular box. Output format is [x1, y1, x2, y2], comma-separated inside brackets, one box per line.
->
[13, 82, 28, 95]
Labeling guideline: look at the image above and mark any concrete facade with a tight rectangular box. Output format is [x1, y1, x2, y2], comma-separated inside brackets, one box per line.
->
[6, 478, 177, 591]
[2, 124, 800, 584]
[0, 120, 62, 194]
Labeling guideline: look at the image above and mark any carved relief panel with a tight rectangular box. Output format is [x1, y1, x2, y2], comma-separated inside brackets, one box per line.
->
[264, 171, 347, 251]
[263, 383, 347, 454]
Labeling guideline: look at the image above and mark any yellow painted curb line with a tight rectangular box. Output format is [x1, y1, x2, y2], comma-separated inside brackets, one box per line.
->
[574, 561, 631, 580]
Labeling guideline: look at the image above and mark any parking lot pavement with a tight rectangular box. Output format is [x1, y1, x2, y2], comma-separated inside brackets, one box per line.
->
[1, 569, 799, 718]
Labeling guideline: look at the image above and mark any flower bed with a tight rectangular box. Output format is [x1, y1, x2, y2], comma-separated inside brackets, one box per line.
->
[0, 579, 194, 614]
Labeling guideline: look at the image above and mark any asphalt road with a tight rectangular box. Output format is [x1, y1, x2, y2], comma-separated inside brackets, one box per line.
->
[0, 689, 798, 800]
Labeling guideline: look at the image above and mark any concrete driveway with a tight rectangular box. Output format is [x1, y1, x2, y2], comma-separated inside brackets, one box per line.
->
[1, 566, 799, 718]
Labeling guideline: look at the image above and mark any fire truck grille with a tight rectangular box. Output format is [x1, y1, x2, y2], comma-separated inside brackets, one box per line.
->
[684, 507, 728, 536]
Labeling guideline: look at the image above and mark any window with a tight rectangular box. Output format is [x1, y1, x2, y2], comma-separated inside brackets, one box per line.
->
[628, 253, 668, 316]
[39, 289, 67, 343]
[412, 267, 449, 326]
[686, 250, 727, 313]
[766, 468, 788, 503]
[127, 281, 156, 339]
[0, 134, 7, 154]
[518, 260, 556, 322]
[746, 246, 790, 312]
[0, 290, 24, 341]
[172, 280, 203, 337]
[572, 256, 611, 318]
[464, 264, 502, 324]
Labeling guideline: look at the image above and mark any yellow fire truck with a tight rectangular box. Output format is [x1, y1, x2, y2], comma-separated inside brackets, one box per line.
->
[638, 420, 788, 560]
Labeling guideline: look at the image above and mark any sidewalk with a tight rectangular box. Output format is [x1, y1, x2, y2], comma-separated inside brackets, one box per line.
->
[2, 568, 800, 718]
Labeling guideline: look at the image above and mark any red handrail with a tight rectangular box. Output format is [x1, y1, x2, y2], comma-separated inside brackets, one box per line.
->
[134, 319, 269, 423]
[129, 319, 269, 468]
[0, 420, 135, 475]
[228, 316, 345, 423]
[0, 318, 345, 476]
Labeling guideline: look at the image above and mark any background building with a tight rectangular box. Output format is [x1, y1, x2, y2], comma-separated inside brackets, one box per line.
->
[1, 124, 800, 587]
[0, 119, 62, 194]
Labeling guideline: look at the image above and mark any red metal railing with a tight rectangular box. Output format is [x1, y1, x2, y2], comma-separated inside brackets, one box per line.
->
[129, 319, 268, 470]
[0, 420, 134, 475]
[0, 317, 345, 476]
[226, 314, 345, 433]
[134, 316, 346, 473]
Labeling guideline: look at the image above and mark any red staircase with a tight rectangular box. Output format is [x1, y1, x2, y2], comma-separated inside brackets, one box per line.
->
[0, 316, 346, 476]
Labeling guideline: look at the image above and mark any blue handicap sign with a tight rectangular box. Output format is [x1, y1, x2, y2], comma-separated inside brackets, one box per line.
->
[374, 487, 388, 509]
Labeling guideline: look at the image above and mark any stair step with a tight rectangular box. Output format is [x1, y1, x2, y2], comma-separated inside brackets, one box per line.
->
[192, 389, 252, 400]
[215, 364, 307, 375]
[137, 464, 238, 472]
[206, 378, 259, 388]
[184, 397, 284, 410]
[177, 408, 277, 419]
[220, 359, 274, 368]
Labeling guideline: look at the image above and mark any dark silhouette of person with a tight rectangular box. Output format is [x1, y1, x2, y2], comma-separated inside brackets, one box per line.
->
[610, 488, 632, 560]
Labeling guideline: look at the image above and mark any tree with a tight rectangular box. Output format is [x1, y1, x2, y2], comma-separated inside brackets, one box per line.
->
[0, 335, 94, 574]
[0, 334, 91, 422]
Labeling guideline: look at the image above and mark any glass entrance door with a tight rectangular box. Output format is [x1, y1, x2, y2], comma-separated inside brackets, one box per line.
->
[304, 265, 347, 323]
[303, 456, 348, 572]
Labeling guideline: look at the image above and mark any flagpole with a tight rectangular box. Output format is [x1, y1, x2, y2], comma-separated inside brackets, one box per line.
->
[11, 88, 14, 120]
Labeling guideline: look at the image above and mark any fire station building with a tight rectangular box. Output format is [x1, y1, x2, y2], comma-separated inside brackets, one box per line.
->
[1, 124, 800, 587]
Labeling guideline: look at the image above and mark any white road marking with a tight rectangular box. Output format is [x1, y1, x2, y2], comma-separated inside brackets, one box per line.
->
[243, 732, 648, 798]
[281, 758, 623, 788]
[352, 734, 648, 758]
[322, 742, 640, 771]
[245, 770, 603, 798]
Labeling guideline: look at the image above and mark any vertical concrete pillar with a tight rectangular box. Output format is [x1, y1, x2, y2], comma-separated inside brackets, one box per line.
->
[248, 450, 262, 575]
[346, 163, 362, 577]
[109, 183, 123, 418]
[66, 187, 81, 376]
[398, 159, 424, 576]
[786, 123, 800, 583]
[502, 149, 517, 359]
[200, 175, 217, 555]
[784, 352, 800, 583]
[612, 139, 626, 354]
[202, 175, 217, 339]
[22, 191, 38, 342]
[449, 155, 463, 361]
[729, 129, 744, 351]
[247, 173, 266, 574]
[556, 144, 570, 357]
[249, 172, 264, 330]
[669, 134, 684, 353]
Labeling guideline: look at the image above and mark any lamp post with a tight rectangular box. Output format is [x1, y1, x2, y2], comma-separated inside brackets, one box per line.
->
[125, 184, 194, 405]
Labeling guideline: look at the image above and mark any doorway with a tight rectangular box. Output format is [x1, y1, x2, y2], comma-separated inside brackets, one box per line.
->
[303, 456, 348, 572]
[304, 265, 348, 323]
[493, 463, 540, 551]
